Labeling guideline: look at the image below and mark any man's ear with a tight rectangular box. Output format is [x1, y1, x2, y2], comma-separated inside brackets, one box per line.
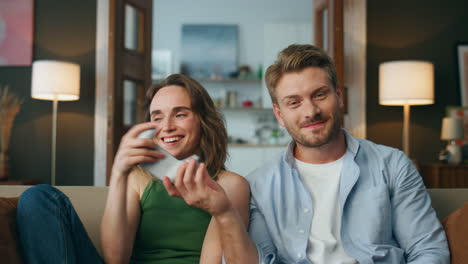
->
[336, 87, 344, 109]
[273, 103, 285, 127]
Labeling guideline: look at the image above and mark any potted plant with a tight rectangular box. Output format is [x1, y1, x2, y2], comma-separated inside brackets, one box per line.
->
[0, 86, 22, 181]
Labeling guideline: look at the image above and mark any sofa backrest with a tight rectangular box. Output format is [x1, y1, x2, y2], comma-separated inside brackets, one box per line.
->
[1, 186, 468, 255]
[427, 188, 468, 219]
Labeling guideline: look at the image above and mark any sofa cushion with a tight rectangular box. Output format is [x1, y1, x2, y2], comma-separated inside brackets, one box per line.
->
[442, 202, 468, 264]
[0, 197, 23, 264]
[0, 185, 108, 255]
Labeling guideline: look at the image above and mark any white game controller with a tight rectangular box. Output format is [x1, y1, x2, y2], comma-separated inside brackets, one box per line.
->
[137, 128, 199, 182]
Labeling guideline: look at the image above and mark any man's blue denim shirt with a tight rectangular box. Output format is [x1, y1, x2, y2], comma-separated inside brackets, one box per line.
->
[246, 130, 449, 264]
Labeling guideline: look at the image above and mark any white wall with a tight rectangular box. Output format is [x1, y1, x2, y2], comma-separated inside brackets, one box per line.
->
[262, 23, 314, 108]
[153, 0, 313, 74]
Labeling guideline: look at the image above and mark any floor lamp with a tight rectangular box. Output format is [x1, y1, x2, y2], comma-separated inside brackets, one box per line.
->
[379, 61, 434, 157]
[31, 61, 80, 185]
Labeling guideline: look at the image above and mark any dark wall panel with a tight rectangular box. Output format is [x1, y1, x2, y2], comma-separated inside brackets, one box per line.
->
[366, 0, 468, 162]
[0, 0, 96, 185]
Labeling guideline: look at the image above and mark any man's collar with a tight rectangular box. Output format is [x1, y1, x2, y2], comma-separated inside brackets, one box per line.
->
[284, 141, 296, 165]
[343, 129, 359, 157]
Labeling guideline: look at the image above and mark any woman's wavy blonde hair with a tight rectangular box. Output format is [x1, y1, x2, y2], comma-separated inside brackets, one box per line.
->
[145, 74, 227, 179]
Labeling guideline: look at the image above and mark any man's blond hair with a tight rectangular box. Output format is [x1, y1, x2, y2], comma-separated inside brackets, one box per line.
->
[265, 44, 338, 104]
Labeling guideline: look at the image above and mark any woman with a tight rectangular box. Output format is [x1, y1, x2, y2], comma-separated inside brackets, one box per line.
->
[16, 74, 250, 264]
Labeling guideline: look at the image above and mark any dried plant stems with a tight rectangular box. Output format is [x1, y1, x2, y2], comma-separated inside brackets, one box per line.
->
[0, 86, 22, 154]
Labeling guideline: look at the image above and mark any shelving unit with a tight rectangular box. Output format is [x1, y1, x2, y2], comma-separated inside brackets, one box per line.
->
[153, 77, 279, 134]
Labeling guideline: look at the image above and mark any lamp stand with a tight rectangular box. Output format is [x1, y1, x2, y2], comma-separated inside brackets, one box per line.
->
[446, 140, 462, 164]
[403, 104, 410, 157]
[51, 99, 58, 186]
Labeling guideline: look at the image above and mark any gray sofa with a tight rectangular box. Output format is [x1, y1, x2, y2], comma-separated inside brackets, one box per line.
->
[1, 186, 468, 255]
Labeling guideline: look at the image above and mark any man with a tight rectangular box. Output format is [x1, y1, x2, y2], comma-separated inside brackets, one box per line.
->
[165, 44, 449, 264]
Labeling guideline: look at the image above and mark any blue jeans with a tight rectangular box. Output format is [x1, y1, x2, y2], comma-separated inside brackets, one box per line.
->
[16, 184, 103, 264]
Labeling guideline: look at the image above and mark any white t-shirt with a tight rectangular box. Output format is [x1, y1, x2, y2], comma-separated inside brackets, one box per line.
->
[295, 152, 357, 264]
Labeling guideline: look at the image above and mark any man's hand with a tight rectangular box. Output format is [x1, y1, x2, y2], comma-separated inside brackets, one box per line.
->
[163, 159, 233, 217]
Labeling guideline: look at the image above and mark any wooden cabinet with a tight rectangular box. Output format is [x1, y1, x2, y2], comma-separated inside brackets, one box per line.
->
[420, 163, 468, 188]
[0, 180, 41, 185]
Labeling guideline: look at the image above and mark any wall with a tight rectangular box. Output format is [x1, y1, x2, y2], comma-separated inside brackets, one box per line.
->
[153, 0, 312, 76]
[366, 0, 468, 162]
[0, 0, 96, 185]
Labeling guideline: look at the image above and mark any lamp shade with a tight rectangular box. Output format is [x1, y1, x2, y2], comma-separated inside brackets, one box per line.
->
[379, 61, 434, 105]
[31, 60, 80, 101]
[441, 117, 464, 140]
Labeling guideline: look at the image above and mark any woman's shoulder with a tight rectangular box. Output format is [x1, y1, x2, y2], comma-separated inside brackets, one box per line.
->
[216, 170, 250, 214]
[128, 166, 154, 199]
[216, 170, 249, 193]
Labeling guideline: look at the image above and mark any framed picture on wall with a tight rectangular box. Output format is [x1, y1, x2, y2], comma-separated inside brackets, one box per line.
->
[0, 0, 34, 66]
[180, 24, 238, 80]
[456, 43, 468, 106]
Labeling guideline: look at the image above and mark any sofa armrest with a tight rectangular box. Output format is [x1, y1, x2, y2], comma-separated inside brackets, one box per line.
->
[0, 186, 108, 255]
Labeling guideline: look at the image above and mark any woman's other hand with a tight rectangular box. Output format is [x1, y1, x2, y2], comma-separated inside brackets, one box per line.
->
[111, 122, 165, 179]
[163, 159, 232, 217]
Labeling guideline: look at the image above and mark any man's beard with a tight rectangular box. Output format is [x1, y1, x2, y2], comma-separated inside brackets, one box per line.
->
[285, 110, 342, 148]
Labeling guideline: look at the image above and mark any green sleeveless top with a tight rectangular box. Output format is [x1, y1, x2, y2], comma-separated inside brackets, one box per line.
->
[130, 180, 212, 264]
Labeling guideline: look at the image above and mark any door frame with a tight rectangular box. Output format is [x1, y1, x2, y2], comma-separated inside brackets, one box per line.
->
[314, 0, 367, 138]
[94, 0, 152, 186]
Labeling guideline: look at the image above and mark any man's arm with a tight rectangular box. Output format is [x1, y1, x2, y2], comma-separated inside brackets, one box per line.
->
[391, 152, 450, 263]
[247, 197, 279, 264]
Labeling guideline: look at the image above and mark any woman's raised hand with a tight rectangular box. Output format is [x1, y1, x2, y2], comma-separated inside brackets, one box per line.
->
[163, 159, 233, 217]
[111, 122, 166, 178]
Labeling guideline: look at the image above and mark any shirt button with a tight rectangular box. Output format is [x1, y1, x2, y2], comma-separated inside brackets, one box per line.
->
[297, 253, 302, 258]
[299, 229, 305, 234]
[303, 208, 310, 213]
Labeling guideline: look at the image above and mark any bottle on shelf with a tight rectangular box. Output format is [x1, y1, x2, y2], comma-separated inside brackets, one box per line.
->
[227, 91, 237, 108]
[257, 64, 263, 80]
